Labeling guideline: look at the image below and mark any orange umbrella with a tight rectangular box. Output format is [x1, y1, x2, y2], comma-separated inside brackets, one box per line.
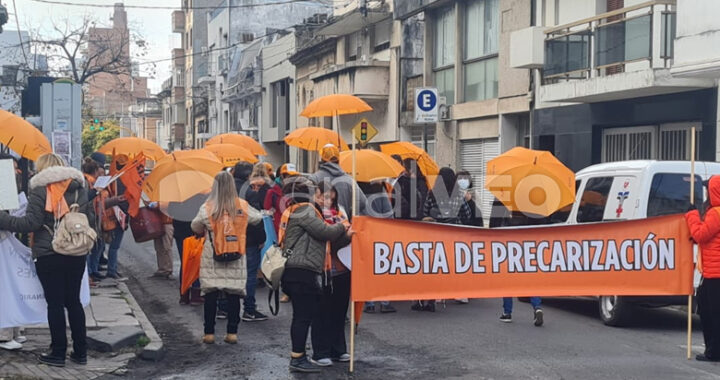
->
[284, 127, 350, 152]
[144, 151, 223, 202]
[485, 147, 575, 217]
[338, 150, 404, 182]
[203, 143, 258, 166]
[0, 109, 51, 161]
[98, 137, 166, 161]
[300, 94, 372, 118]
[205, 133, 267, 156]
[181, 235, 204, 295]
[380, 142, 439, 188]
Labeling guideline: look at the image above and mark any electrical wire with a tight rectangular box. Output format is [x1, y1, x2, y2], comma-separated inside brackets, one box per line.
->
[12, 0, 30, 68]
[26, 0, 331, 10]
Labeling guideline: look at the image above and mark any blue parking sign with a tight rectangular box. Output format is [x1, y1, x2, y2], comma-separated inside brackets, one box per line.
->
[415, 88, 439, 123]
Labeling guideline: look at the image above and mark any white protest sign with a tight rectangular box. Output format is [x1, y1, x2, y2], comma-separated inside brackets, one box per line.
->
[338, 245, 352, 271]
[0, 159, 19, 210]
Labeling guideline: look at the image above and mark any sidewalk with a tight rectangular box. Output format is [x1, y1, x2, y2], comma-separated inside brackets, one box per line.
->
[0, 279, 162, 380]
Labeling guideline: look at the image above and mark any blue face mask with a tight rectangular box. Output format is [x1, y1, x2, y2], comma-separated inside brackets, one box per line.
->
[275, 177, 282, 185]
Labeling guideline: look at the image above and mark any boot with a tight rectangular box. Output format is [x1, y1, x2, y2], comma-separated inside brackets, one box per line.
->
[179, 291, 190, 305]
[224, 334, 238, 344]
[202, 334, 215, 344]
[190, 288, 204, 305]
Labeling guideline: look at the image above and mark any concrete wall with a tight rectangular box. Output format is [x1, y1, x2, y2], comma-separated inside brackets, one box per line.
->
[672, 0, 720, 77]
[498, 0, 531, 100]
[261, 33, 297, 143]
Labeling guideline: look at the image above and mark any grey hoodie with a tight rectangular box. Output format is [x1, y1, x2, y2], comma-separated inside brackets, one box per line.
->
[308, 162, 367, 219]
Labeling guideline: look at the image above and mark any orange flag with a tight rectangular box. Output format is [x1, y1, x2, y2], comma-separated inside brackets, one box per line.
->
[119, 153, 146, 218]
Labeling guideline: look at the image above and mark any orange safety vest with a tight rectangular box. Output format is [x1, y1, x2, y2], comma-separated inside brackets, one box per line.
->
[278, 203, 332, 271]
[205, 198, 250, 256]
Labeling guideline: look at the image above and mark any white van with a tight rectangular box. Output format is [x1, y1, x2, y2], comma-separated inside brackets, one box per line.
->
[561, 160, 720, 326]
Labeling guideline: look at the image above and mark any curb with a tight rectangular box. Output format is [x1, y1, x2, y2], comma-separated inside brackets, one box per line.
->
[117, 282, 165, 361]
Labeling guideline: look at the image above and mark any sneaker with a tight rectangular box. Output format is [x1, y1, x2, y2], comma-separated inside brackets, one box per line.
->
[696, 354, 720, 362]
[0, 340, 22, 350]
[38, 353, 65, 367]
[216, 310, 228, 320]
[106, 272, 127, 281]
[500, 313, 512, 323]
[150, 271, 171, 279]
[290, 355, 321, 373]
[90, 272, 106, 281]
[380, 304, 397, 313]
[69, 352, 87, 365]
[424, 302, 436, 312]
[242, 310, 268, 322]
[410, 302, 424, 311]
[455, 298, 469, 304]
[14, 335, 27, 344]
[534, 309, 544, 327]
[310, 357, 333, 367]
[363, 304, 376, 313]
[333, 353, 351, 362]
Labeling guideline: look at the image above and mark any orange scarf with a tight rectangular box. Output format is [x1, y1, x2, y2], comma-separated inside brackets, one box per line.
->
[45, 179, 72, 219]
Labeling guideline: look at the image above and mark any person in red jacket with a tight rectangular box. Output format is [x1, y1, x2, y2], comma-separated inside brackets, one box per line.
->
[685, 175, 720, 362]
[264, 164, 300, 233]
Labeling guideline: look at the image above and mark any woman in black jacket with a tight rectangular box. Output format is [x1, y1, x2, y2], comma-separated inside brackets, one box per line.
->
[0, 153, 94, 367]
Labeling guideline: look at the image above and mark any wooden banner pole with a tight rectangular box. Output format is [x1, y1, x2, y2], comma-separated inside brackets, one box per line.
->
[688, 126, 696, 360]
[350, 120, 357, 373]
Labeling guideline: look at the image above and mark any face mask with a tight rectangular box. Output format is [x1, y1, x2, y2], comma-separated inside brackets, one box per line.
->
[457, 179, 470, 190]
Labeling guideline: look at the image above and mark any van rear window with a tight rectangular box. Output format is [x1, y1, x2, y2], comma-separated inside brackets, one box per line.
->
[647, 173, 703, 217]
[577, 177, 613, 223]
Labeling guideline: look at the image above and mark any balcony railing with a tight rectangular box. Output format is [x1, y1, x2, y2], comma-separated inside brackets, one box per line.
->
[543, 0, 675, 82]
[172, 10, 185, 33]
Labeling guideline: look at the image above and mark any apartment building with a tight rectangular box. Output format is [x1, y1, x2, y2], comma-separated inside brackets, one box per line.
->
[511, 0, 719, 170]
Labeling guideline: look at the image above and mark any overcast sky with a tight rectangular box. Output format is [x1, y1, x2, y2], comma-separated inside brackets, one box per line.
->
[11, 0, 179, 93]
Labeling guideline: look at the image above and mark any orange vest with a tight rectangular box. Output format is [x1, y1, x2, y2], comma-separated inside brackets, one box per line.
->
[205, 198, 249, 256]
[278, 203, 332, 271]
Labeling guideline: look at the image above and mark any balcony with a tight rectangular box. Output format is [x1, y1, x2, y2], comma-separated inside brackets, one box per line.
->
[309, 61, 390, 99]
[172, 49, 185, 67]
[535, 0, 715, 103]
[172, 10, 185, 34]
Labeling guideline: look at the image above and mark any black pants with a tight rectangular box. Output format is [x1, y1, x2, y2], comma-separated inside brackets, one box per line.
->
[288, 291, 322, 354]
[311, 272, 350, 360]
[35, 254, 87, 356]
[203, 291, 240, 334]
[698, 278, 720, 359]
[173, 220, 198, 291]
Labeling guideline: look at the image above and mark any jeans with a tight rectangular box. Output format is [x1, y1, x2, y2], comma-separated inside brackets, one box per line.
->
[288, 292, 321, 354]
[35, 254, 87, 357]
[153, 224, 174, 274]
[87, 239, 105, 275]
[312, 272, 350, 359]
[503, 297, 541, 315]
[366, 301, 390, 307]
[107, 228, 124, 276]
[244, 245, 261, 313]
[203, 291, 240, 334]
[698, 278, 720, 359]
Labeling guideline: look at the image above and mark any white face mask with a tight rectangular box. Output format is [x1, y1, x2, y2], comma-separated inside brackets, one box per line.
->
[457, 179, 470, 190]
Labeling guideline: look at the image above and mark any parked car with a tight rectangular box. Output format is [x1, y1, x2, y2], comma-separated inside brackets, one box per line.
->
[560, 160, 720, 326]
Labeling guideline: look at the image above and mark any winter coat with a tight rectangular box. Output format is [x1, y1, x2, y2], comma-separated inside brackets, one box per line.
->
[308, 162, 368, 219]
[0, 166, 94, 259]
[283, 204, 346, 274]
[685, 175, 720, 279]
[191, 201, 263, 295]
[263, 183, 285, 233]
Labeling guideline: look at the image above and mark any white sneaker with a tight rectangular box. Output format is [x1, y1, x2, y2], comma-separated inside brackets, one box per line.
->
[335, 353, 351, 362]
[455, 298, 469, 304]
[310, 357, 333, 367]
[14, 336, 27, 344]
[0, 340, 22, 350]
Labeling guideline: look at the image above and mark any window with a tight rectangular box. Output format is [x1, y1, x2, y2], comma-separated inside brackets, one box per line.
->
[411, 125, 436, 159]
[346, 32, 360, 61]
[464, 0, 499, 101]
[647, 173, 702, 217]
[576, 177, 613, 223]
[223, 110, 229, 132]
[433, 6, 455, 104]
[271, 78, 290, 131]
[373, 18, 391, 52]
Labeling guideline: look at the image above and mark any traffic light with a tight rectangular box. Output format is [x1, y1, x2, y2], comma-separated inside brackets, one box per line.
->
[99, 122, 104, 131]
[360, 121, 368, 141]
[89, 118, 104, 131]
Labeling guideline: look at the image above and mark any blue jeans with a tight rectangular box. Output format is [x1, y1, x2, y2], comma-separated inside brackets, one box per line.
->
[244, 245, 261, 313]
[366, 301, 390, 307]
[87, 239, 105, 275]
[107, 228, 124, 276]
[503, 297, 541, 315]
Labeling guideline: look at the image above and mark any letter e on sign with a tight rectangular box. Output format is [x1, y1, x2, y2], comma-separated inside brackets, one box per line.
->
[415, 88, 439, 123]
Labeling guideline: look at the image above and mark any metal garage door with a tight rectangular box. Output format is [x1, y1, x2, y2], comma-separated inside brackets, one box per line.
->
[460, 138, 499, 225]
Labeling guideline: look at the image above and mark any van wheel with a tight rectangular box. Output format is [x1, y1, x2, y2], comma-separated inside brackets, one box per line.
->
[598, 296, 632, 326]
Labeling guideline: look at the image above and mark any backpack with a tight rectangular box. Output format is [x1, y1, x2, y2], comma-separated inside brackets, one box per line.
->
[206, 198, 249, 262]
[261, 244, 286, 315]
[47, 191, 97, 256]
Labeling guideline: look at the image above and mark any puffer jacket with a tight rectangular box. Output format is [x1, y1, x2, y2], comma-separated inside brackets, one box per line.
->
[685, 175, 720, 278]
[191, 201, 263, 295]
[308, 162, 368, 219]
[0, 166, 94, 259]
[283, 204, 346, 274]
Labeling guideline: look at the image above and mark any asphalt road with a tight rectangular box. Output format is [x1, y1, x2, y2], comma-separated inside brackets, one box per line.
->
[110, 234, 720, 380]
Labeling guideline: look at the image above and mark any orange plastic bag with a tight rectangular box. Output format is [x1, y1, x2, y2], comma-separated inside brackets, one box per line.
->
[181, 236, 205, 295]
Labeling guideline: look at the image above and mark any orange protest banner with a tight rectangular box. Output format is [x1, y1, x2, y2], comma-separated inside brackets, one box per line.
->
[350, 215, 694, 302]
[119, 153, 146, 218]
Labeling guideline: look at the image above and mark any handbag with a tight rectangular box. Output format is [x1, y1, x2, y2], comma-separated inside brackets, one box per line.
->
[261, 244, 287, 315]
[129, 207, 165, 243]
